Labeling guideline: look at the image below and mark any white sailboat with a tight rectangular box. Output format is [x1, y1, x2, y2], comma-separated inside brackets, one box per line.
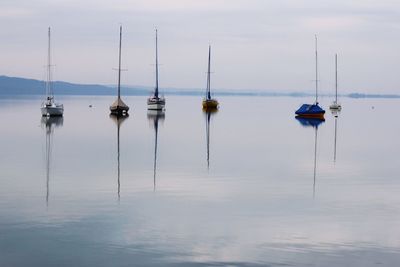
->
[329, 54, 342, 111]
[41, 27, 63, 117]
[147, 29, 166, 110]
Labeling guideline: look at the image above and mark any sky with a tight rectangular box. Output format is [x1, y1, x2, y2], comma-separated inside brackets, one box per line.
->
[1, 0, 400, 94]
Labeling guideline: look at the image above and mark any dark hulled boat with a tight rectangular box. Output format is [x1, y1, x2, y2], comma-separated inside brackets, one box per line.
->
[110, 26, 129, 116]
[202, 45, 219, 110]
[295, 104, 325, 118]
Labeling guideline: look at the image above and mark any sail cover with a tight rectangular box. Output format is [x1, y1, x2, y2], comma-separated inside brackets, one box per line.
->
[295, 104, 325, 115]
[110, 98, 129, 109]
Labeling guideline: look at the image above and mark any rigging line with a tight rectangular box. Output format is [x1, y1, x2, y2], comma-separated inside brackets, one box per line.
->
[117, 25, 122, 99]
[315, 34, 318, 104]
[155, 28, 159, 98]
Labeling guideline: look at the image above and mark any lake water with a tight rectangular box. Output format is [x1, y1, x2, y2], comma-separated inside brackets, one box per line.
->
[1, 95, 400, 266]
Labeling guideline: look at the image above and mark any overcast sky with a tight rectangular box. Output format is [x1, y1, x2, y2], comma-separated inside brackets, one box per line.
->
[1, 0, 400, 93]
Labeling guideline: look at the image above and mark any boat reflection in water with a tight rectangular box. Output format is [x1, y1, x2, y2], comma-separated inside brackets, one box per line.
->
[41, 116, 63, 205]
[203, 108, 218, 170]
[110, 114, 128, 200]
[295, 116, 324, 197]
[147, 110, 165, 191]
[331, 108, 341, 163]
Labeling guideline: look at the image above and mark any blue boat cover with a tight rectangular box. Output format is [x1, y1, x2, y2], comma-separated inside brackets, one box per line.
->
[295, 104, 325, 115]
[295, 116, 325, 128]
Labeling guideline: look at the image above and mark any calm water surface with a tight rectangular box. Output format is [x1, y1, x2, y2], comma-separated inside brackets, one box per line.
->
[1, 95, 400, 266]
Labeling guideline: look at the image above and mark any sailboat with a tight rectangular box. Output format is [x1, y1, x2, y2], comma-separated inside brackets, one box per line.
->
[147, 110, 165, 191]
[295, 35, 325, 119]
[41, 116, 63, 205]
[202, 45, 219, 110]
[110, 26, 129, 116]
[329, 54, 342, 111]
[110, 114, 128, 199]
[41, 27, 63, 117]
[147, 29, 166, 110]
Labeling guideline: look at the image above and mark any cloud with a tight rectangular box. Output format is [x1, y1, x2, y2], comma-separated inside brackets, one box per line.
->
[1, 0, 400, 92]
[0, 6, 35, 19]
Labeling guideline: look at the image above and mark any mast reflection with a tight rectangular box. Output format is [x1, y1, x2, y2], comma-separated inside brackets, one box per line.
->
[331, 109, 341, 163]
[110, 114, 128, 200]
[295, 116, 324, 197]
[41, 116, 63, 206]
[147, 110, 165, 191]
[204, 108, 218, 170]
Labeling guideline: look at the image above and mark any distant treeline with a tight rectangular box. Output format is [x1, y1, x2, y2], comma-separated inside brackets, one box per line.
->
[0, 75, 399, 99]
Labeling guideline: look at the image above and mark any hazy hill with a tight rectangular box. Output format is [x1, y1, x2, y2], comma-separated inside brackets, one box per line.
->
[0, 75, 150, 96]
[0, 75, 317, 97]
[1, 75, 399, 98]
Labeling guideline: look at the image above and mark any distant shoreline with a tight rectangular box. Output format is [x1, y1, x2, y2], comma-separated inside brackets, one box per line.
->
[1, 75, 399, 99]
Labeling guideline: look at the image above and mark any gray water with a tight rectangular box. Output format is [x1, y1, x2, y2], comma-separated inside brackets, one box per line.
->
[1, 95, 400, 266]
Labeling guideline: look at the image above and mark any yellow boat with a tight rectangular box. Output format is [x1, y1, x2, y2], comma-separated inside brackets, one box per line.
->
[202, 99, 219, 110]
[202, 45, 219, 110]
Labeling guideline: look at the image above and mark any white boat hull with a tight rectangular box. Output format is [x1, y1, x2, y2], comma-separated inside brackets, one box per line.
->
[147, 103, 165, 110]
[329, 103, 342, 110]
[41, 104, 64, 116]
[147, 97, 165, 110]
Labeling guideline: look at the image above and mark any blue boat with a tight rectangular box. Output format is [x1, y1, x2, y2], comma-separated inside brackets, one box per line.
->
[295, 35, 325, 119]
[295, 103, 325, 118]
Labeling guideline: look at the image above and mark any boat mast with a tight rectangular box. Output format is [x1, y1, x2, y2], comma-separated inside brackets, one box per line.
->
[46, 27, 53, 100]
[117, 26, 122, 100]
[315, 35, 318, 104]
[335, 53, 338, 104]
[155, 29, 159, 99]
[206, 45, 211, 100]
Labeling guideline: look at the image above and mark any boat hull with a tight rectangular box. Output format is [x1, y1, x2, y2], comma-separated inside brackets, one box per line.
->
[110, 97, 129, 116]
[295, 113, 325, 119]
[41, 104, 63, 117]
[329, 103, 342, 111]
[110, 106, 129, 116]
[147, 97, 165, 110]
[202, 99, 219, 110]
